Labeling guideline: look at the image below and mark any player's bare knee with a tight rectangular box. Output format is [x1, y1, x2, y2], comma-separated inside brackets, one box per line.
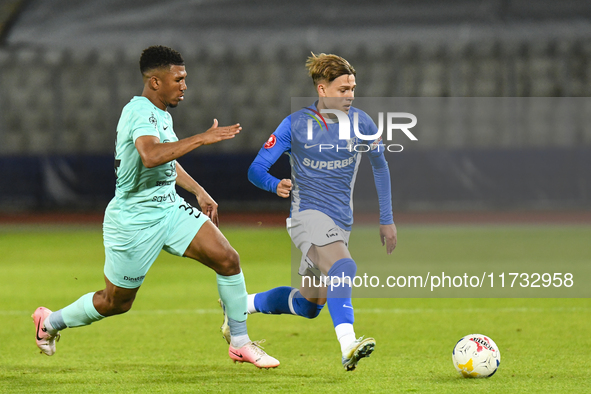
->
[216, 249, 241, 276]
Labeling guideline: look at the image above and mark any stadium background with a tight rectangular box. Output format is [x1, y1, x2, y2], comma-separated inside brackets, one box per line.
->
[1, 0, 591, 217]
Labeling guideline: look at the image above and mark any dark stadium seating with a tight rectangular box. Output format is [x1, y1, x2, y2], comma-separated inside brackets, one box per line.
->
[1, 39, 591, 154]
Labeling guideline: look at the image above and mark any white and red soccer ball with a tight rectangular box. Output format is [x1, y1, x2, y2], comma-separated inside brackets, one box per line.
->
[452, 334, 501, 378]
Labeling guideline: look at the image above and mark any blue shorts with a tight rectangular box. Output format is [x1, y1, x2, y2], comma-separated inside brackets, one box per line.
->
[103, 198, 209, 289]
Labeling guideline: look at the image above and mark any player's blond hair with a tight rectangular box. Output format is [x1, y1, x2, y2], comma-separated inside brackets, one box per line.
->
[305, 52, 356, 86]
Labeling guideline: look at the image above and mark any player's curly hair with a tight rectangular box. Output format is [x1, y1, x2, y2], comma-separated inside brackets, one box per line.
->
[139, 45, 185, 75]
[305, 52, 356, 85]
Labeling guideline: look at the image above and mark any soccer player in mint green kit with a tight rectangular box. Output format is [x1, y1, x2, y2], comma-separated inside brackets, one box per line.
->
[32, 45, 279, 369]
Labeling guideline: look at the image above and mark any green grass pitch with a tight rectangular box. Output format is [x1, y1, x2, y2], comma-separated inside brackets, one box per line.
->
[0, 223, 590, 393]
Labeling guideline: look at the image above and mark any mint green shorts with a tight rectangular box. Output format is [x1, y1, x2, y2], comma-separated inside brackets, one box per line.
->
[103, 198, 209, 289]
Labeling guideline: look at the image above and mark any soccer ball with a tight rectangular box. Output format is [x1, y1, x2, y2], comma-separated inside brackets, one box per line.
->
[452, 334, 501, 378]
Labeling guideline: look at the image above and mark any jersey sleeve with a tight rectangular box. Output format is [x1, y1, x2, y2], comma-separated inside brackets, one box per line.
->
[248, 115, 292, 193]
[130, 106, 159, 142]
[362, 111, 394, 225]
[369, 156, 394, 225]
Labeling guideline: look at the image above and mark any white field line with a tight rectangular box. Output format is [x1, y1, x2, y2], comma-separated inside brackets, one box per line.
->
[3, 306, 590, 316]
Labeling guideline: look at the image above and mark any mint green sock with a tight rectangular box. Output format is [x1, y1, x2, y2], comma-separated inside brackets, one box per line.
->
[217, 272, 248, 322]
[61, 292, 105, 328]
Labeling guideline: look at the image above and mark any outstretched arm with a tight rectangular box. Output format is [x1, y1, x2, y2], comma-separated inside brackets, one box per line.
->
[135, 119, 241, 168]
[175, 162, 220, 226]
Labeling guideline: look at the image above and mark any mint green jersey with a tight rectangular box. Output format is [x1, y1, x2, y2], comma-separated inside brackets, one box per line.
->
[105, 96, 180, 229]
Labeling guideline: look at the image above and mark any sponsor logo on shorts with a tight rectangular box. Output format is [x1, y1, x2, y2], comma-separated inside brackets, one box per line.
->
[124, 275, 145, 282]
[326, 227, 339, 238]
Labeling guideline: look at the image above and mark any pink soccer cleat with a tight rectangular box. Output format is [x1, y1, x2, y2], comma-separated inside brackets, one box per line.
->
[228, 340, 280, 369]
[32, 307, 60, 356]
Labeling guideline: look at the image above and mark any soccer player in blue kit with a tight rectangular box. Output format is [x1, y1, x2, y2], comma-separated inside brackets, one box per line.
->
[243, 53, 397, 371]
[32, 45, 279, 369]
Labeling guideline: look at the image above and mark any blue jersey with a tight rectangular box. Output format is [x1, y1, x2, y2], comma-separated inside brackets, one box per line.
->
[249, 104, 393, 231]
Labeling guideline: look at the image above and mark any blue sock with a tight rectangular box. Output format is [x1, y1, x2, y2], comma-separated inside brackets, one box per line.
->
[254, 286, 292, 314]
[254, 286, 323, 318]
[292, 291, 324, 319]
[326, 258, 356, 327]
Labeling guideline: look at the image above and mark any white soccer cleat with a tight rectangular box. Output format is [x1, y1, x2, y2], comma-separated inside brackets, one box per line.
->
[229, 340, 280, 369]
[342, 336, 375, 371]
[218, 299, 231, 345]
[32, 307, 60, 356]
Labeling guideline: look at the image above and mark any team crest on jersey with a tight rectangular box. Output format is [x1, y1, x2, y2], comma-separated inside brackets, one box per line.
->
[264, 134, 277, 149]
[149, 113, 157, 128]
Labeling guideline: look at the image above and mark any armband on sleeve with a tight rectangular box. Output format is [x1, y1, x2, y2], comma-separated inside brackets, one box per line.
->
[247, 116, 291, 194]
